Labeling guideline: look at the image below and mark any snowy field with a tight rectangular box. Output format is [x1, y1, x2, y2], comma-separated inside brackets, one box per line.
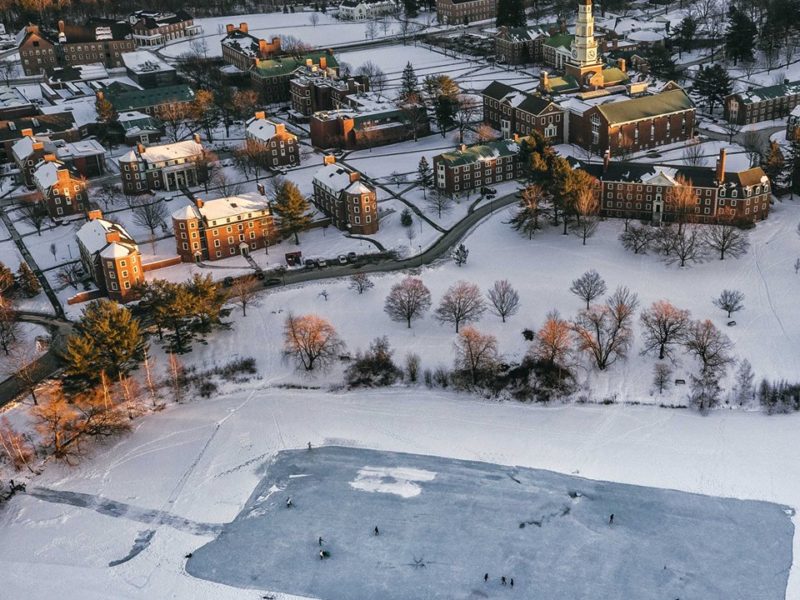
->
[2, 389, 800, 599]
[187, 446, 792, 599]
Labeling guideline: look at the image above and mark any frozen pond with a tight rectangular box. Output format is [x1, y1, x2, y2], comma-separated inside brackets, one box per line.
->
[187, 446, 793, 599]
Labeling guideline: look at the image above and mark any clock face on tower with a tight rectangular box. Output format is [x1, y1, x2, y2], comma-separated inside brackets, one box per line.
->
[588, 49, 596, 60]
[572, 48, 577, 58]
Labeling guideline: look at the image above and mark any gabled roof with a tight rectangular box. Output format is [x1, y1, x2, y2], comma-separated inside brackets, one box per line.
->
[122, 139, 203, 165]
[121, 50, 174, 74]
[481, 81, 555, 115]
[33, 158, 78, 190]
[246, 116, 277, 141]
[597, 87, 693, 125]
[437, 139, 520, 167]
[0, 112, 77, 143]
[578, 160, 769, 190]
[496, 26, 549, 42]
[314, 163, 355, 192]
[252, 51, 339, 77]
[105, 84, 195, 111]
[735, 79, 800, 104]
[544, 33, 573, 50]
[76, 218, 137, 256]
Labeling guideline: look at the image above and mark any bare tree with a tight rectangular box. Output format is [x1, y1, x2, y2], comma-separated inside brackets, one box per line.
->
[0, 299, 19, 355]
[399, 93, 427, 143]
[713, 289, 744, 318]
[349, 273, 374, 294]
[454, 95, 480, 144]
[0, 416, 35, 472]
[509, 184, 548, 239]
[667, 226, 705, 268]
[384, 277, 432, 328]
[6, 345, 42, 405]
[309, 12, 320, 26]
[211, 169, 242, 197]
[160, 103, 189, 142]
[619, 224, 653, 254]
[426, 189, 453, 218]
[486, 279, 520, 323]
[56, 263, 81, 290]
[682, 143, 706, 165]
[703, 222, 749, 260]
[684, 319, 734, 374]
[652, 225, 677, 256]
[652, 362, 673, 394]
[132, 199, 168, 240]
[533, 310, 572, 367]
[570, 269, 606, 309]
[572, 303, 634, 371]
[569, 188, 599, 245]
[357, 61, 387, 96]
[230, 275, 257, 317]
[666, 176, 696, 233]
[283, 313, 345, 371]
[721, 120, 742, 144]
[453, 326, 499, 386]
[167, 352, 184, 403]
[18, 202, 47, 236]
[639, 300, 691, 360]
[435, 281, 486, 333]
[742, 131, 763, 167]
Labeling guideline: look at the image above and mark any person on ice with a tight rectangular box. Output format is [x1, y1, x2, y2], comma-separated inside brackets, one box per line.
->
[308, 442, 312, 450]
[286, 497, 293, 508]
[374, 526, 379, 536]
[318, 537, 324, 546]
[501, 576, 507, 585]
[484, 573, 489, 582]
[609, 513, 614, 524]
[510, 578, 514, 587]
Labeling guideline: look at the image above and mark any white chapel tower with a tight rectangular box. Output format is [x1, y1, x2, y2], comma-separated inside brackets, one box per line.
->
[564, 0, 604, 87]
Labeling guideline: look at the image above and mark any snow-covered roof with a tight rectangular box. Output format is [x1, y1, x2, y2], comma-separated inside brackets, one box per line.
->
[76, 218, 137, 255]
[246, 117, 277, 142]
[121, 50, 174, 74]
[129, 139, 204, 164]
[11, 135, 34, 162]
[313, 163, 354, 192]
[0, 87, 33, 110]
[32, 160, 61, 189]
[56, 139, 105, 160]
[346, 181, 374, 195]
[626, 29, 665, 43]
[100, 242, 132, 259]
[792, 105, 800, 118]
[196, 192, 271, 223]
[40, 98, 98, 127]
[171, 204, 200, 221]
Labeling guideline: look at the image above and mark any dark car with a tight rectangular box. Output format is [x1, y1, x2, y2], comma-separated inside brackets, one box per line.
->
[255, 271, 266, 280]
[347, 252, 358, 263]
[304, 259, 317, 269]
[264, 278, 282, 287]
[223, 276, 235, 287]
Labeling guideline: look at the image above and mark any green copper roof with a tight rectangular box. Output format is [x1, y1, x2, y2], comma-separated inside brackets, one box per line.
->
[545, 74, 580, 94]
[438, 139, 520, 167]
[597, 87, 693, 125]
[544, 33, 573, 50]
[601, 67, 628, 85]
[738, 79, 800, 104]
[252, 51, 339, 77]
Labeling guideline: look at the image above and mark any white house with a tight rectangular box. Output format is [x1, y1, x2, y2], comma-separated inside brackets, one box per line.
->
[338, 0, 397, 20]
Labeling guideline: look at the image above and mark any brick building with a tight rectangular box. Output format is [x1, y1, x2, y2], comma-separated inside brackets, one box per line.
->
[567, 81, 695, 156]
[433, 139, 524, 196]
[579, 149, 770, 225]
[481, 81, 566, 142]
[32, 155, 89, 217]
[724, 79, 800, 125]
[0, 112, 79, 162]
[310, 94, 429, 150]
[494, 26, 549, 64]
[290, 73, 368, 118]
[221, 23, 282, 71]
[244, 112, 300, 168]
[312, 157, 378, 235]
[171, 193, 274, 262]
[76, 211, 143, 302]
[117, 110, 163, 145]
[100, 84, 195, 119]
[129, 10, 200, 47]
[121, 51, 178, 88]
[12, 130, 105, 188]
[119, 136, 206, 195]
[18, 20, 135, 76]
[436, 0, 497, 25]
[250, 51, 339, 104]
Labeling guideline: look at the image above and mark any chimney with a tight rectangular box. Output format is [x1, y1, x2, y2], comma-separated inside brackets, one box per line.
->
[459, 144, 467, 152]
[193, 133, 201, 145]
[512, 133, 519, 142]
[275, 123, 285, 134]
[194, 198, 205, 209]
[27, 25, 39, 34]
[259, 39, 268, 54]
[603, 148, 610, 173]
[306, 58, 313, 67]
[272, 37, 281, 48]
[21, 128, 33, 138]
[58, 20, 65, 33]
[323, 155, 336, 165]
[349, 171, 360, 183]
[32, 141, 44, 151]
[320, 56, 327, 70]
[105, 230, 121, 244]
[239, 22, 248, 33]
[716, 148, 727, 182]
[254, 110, 266, 120]
[226, 24, 234, 34]
[617, 58, 626, 72]
[43, 153, 57, 162]
[540, 70, 549, 91]
[87, 209, 103, 221]
[136, 142, 145, 155]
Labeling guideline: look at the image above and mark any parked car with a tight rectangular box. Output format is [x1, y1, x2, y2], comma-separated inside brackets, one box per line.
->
[264, 278, 282, 287]
[337, 254, 348, 265]
[223, 276, 235, 287]
[304, 258, 316, 269]
[317, 258, 328, 268]
[255, 271, 266, 280]
[347, 252, 358, 263]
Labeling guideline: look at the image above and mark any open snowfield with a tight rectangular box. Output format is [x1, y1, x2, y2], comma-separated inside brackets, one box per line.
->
[187, 446, 792, 599]
[1, 388, 799, 599]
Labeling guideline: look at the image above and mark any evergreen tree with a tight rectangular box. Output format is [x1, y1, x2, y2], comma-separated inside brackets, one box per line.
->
[17, 262, 40, 297]
[762, 141, 789, 190]
[399, 62, 419, 101]
[400, 208, 413, 227]
[186, 273, 227, 335]
[691, 64, 732, 114]
[725, 7, 757, 65]
[674, 15, 696, 58]
[497, 0, 525, 26]
[273, 180, 313, 245]
[403, 0, 419, 17]
[451, 243, 469, 267]
[434, 95, 458, 137]
[646, 45, 679, 81]
[417, 156, 433, 198]
[63, 300, 146, 388]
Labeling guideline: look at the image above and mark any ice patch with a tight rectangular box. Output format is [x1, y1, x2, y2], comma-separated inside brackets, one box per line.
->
[349, 466, 436, 498]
